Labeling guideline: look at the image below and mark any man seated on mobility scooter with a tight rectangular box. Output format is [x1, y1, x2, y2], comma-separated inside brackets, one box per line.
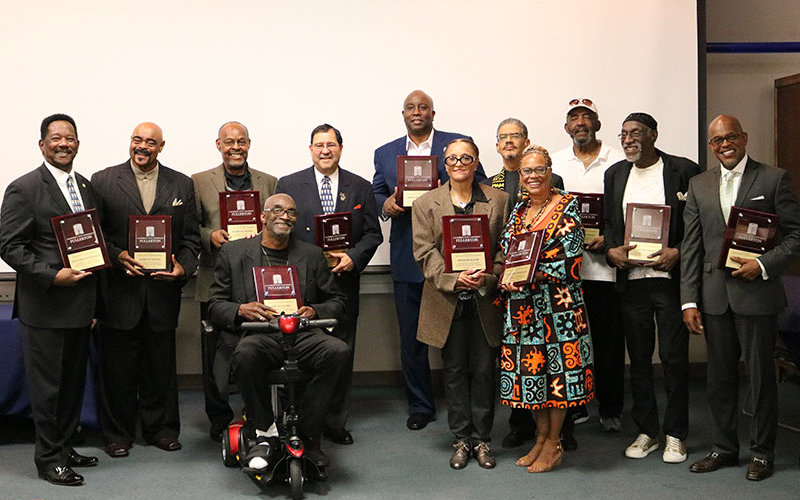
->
[208, 193, 351, 475]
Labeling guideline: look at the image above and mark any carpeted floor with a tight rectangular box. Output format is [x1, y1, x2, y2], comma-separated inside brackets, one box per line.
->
[1, 379, 799, 499]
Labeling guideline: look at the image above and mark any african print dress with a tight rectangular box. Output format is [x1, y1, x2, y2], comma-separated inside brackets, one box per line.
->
[498, 191, 594, 411]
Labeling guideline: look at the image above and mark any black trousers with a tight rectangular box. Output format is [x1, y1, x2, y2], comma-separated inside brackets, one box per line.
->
[231, 328, 350, 437]
[96, 316, 180, 445]
[200, 302, 234, 428]
[704, 310, 777, 460]
[20, 323, 90, 473]
[440, 300, 497, 444]
[619, 278, 689, 440]
[393, 280, 435, 416]
[325, 315, 357, 430]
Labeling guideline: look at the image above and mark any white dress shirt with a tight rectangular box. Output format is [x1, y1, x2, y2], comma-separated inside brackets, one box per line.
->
[44, 161, 85, 211]
[406, 129, 434, 156]
[313, 167, 340, 210]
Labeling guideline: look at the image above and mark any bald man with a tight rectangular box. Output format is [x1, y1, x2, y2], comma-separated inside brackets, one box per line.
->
[92, 122, 200, 458]
[681, 115, 800, 481]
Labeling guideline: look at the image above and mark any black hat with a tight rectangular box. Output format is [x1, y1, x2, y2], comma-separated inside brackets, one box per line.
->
[623, 112, 657, 131]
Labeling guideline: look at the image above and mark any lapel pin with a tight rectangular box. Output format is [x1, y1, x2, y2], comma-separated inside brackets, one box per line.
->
[339, 192, 347, 202]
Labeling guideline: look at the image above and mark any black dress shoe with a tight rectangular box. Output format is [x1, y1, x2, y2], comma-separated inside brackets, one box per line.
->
[501, 429, 535, 448]
[153, 437, 182, 452]
[450, 441, 470, 470]
[407, 413, 431, 430]
[305, 437, 330, 468]
[104, 443, 130, 458]
[560, 418, 577, 451]
[323, 426, 354, 445]
[689, 451, 738, 473]
[746, 457, 774, 481]
[67, 450, 98, 467]
[39, 465, 84, 486]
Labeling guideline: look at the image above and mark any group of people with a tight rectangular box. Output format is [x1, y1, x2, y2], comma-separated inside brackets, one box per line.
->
[1, 88, 798, 487]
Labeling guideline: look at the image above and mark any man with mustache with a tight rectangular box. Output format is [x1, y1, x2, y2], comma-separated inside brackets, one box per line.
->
[191, 121, 277, 441]
[208, 193, 350, 471]
[603, 113, 699, 464]
[91, 122, 200, 458]
[551, 99, 626, 435]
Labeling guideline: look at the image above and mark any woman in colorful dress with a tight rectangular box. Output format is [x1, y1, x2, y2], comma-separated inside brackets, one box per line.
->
[499, 145, 594, 473]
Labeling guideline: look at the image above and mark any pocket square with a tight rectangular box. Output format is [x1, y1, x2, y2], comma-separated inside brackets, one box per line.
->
[676, 191, 687, 201]
[750, 195, 765, 201]
[353, 203, 362, 210]
[172, 198, 184, 206]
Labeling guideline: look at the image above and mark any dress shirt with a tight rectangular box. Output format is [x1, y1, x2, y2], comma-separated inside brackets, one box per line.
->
[44, 161, 85, 211]
[405, 129, 434, 156]
[130, 161, 159, 213]
[313, 167, 340, 209]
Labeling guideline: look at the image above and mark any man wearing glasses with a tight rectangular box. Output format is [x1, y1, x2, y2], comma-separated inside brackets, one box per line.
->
[551, 99, 626, 436]
[275, 124, 382, 446]
[681, 115, 800, 481]
[192, 121, 277, 442]
[603, 113, 699, 464]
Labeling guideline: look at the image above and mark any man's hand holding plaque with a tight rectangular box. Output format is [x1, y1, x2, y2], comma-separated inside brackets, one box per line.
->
[128, 215, 173, 273]
[220, 191, 262, 241]
[253, 265, 303, 315]
[397, 156, 437, 208]
[623, 203, 671, 264]
[718, 206, 779, 273]
[573, 192, 604, 249]
[50, 208, 111, 273]
[315, 211, 353, 268]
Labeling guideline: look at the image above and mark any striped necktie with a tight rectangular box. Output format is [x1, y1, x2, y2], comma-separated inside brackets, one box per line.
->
[66, 176, 84, 213]
[320, 176, 334, 214]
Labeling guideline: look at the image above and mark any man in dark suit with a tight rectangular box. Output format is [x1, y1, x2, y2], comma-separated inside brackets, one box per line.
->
[192, 121, 277, 441]
[682, 115, 800, 481]
[0, 114, 99, 485]
[604, 113, 700, 464]
[275, 124, 382, 445]
[208, 193, 350, 471]
[372, 90, 486, 430]
[91, 122, 200, 458]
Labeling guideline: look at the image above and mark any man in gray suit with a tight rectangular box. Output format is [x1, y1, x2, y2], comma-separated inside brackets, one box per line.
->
[192, 121, 277, 441]
[682, 115, 800, 481]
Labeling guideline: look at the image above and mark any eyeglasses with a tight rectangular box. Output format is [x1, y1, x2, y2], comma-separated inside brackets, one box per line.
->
[519, 166, 550, 177]
[497, 132, 524, 141]
[444, 154, 476, 167]
[709, 133, 742, 147]
[263, 207, 298, 218]
[569, 98, 594, 107]
[618, 129, 647, 140]
[311, 142, 339, 151]
[222, 138, 249, 147]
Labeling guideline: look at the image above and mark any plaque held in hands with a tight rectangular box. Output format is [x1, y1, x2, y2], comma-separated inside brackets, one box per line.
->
[128, 215, 172, 272]
[397, 155, 437, 208]
[573, 192, 604, 242]
[253, 265, 303, 314]
[718, 206, 779, 270]
[220, 191, 262, 240]
[500, 230, 545, 286]
[442, 214, 491, 273]
[50, 208, 111, 272]
[314, 211, 353, 268]
[624, 203, 671, 264]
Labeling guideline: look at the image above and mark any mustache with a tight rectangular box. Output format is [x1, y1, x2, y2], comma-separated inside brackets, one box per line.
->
[55, 147, 73, 153]
[134, 148, 151, 156]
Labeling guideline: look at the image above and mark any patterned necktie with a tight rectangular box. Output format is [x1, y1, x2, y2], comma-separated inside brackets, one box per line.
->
[320, 176, 334, 214]
[66, 175, 84, 213]
[720, 169, 736, 223]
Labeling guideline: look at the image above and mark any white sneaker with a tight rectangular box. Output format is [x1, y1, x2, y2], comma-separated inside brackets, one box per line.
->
[662, 435, 687, 463]
[625, 433, 659, 458]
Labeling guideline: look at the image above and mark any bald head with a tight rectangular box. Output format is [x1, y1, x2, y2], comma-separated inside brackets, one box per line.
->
[217, 121, 251, 173]
[403, 90, 435, 139]
[708, 114, 748, 169]
[129, 122, 165, 172]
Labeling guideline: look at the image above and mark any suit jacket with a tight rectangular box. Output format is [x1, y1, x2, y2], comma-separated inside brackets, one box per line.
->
[91, 161, 201, 331]
[0, 164, 98, 328]
[680, 157, 800, 315]
[411, 182, 509, 348]
[372, 130, 487, 283]
[603, 149, 700, 291]
[207, 236, 346, 331]
[191, 164, 277, 302]
[482, 168, 565, 216]
[275, 166, 382, 319]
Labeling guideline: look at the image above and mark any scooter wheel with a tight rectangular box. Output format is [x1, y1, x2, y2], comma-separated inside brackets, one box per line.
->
[222, 422, 243, 467]
[289, 459, 303, 500]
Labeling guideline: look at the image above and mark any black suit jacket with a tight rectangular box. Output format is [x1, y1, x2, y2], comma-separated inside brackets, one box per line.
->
[275, 167, 382, 319]
[0, 164, 98, 328]
[603, 150, 700, 291]
[207, 236, 346, 332]
[91, 161, 200, 331]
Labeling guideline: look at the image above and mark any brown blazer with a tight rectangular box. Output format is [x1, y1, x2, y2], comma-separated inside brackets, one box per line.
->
[411, 182, 509, 348]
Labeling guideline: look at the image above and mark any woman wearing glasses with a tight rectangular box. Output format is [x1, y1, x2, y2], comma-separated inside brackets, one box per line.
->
[499, 145, 594, 473]
[411, 138, 509, 470]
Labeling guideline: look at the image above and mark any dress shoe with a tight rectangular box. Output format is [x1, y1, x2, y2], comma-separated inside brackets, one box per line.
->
[210, 422, 228, 443]
[305, 436, 330, 468]
[450, 440, 471, 470]
[406, 413, 431, 430]
[746, 457, 774, 481]
[104, 443, 130, 458]
[689, 451, 738, 473]
[561, 418, 577, 451]
[323, 426, 354, 445]
[67, 450, 98, 467]
[501, 429, 535, 448]
[473, 442, 496, 469]
[39, 465, 84, 486]
[153, 437, 182, 452]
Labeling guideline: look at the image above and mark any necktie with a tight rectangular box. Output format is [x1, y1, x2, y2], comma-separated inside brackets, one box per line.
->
[320, 176, 334, 214]
[720, 169, 736, 223]
[66, 176, 84, 213]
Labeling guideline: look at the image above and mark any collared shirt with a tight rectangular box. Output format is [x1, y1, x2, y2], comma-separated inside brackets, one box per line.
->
[451, 181, 486, 215]
[44, 161, 85, 212]
[551, 142, 625, 282]
[130, 161, 159, 213]
[224, 163, 253, 192]
[406, 129, 435, 156]
[622, 157, 669, 280]
[313, 167, 340, 210]
[719, 154, 748, 204]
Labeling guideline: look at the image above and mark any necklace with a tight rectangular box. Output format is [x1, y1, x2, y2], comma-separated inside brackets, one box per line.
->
[525, 189, 553, 229]
[260, 244, 273, 266]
